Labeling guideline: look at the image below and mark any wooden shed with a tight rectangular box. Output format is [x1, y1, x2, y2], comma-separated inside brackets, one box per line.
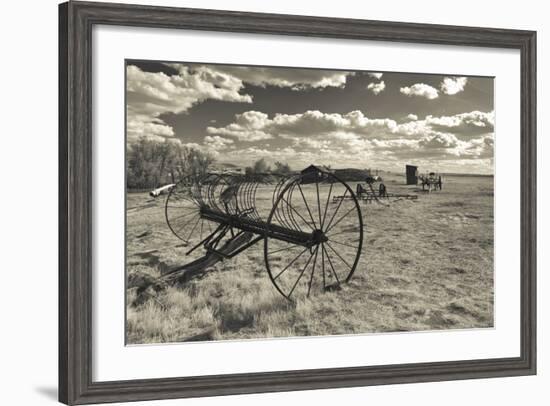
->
[406, 164, 419, 185]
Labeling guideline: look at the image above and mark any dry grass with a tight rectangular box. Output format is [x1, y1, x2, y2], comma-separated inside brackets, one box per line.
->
[126, 173, 494, 344]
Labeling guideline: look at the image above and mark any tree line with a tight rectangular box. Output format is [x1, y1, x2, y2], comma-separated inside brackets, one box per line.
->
[126, 137, 214, 190]
[126, 138, 294, 190]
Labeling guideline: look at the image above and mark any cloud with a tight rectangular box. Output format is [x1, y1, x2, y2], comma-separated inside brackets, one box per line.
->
[169, 64, 354, 90]
[407, 114, 418, 121]
[207, 111, 273, 141]
[367, 72, 383, 79]
[207, 109, 494, 170]
[367, 81, 386, 95]
[400, 83, 439, 99]
[440, 77, 468, 95]
[425, 110, 494, 136]
[126, 64, 253, 142]
[208, 110, 400, 142]
[203, 135, 234, 150]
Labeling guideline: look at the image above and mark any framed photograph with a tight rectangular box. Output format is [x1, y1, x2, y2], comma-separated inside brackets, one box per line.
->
[59, 1, 536, 404]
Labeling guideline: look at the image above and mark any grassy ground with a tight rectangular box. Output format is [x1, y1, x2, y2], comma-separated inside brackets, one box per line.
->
[126, 173, 494, 344]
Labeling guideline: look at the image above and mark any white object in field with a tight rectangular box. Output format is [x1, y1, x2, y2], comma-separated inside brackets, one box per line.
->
[149, 184, 176, 198]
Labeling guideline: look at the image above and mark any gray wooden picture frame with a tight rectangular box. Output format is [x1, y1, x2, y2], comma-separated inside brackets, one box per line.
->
[59, 1, 537, 404]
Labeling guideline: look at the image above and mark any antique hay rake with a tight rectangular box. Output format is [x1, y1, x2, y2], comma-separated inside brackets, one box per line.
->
[165, 168, 364, 300]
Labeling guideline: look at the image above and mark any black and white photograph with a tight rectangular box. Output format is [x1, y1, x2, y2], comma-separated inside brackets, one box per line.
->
[125, 60, 495, 344]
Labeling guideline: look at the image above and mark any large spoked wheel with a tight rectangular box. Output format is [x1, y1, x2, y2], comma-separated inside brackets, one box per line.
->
[264, 171, 364, 300]
[165, 176, 215, 247]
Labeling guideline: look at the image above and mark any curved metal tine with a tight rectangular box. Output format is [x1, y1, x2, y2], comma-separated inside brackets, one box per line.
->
[272, 176, 290, 227]
[278, 182, 297, 231]
[276, 180, 294, 229]
[226, 175, 239, 215]
[279, 182, 298, 231]
[239, 181, 250, 217]
[211, 175, 226, 213]
[244, 181, 259, 221]
[282, 180, 299, 230]
[287, 246, 318, 299]
[285, 183, 314, 232]
[272, 175, 287, 207]
[250, 182, 261, 220]
[273, 178, 293, 229]
[283, 176, 303, 230]
[196, 174, 210, 207]
[243, 181, 255, 218]
[322, 243, 341, 286]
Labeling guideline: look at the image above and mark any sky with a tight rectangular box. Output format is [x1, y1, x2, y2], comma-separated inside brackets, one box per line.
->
[126, 60, 494, 174]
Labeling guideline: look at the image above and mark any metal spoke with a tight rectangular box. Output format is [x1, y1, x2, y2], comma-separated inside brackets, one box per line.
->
[324, 228, 358, 238]
[321, 245, 326, 289]
[325, 205, 357, 234]
[268, 244, 301, 256]
[327, 239, 359, 250]
[321, 182, 333, 229]
[325, 241, 353, 270]
[307, 246, 319, 297]
[324, 189, 348, 232]
[273, 247, 309, 280]
[280, 196, 315, 231]
[174, 214, 199, 236]
[169, 210, 198, 223]
[288, 246, 317, 298]
[315, 178, 322, 226]
[322, 243, 341, 285]
[297, 183, 317, 229]
[184, 216, 202, 243]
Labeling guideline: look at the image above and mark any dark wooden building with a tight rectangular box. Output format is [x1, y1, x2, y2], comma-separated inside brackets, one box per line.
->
[406, 164, 419, 185]
[300, 164, 333, 183]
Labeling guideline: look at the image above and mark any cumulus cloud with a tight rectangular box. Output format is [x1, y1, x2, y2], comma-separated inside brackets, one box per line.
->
[425, 110, 494, 136]
[126, 64, 252, 142]
[206, 109, 494, 169]
[207, 111, 273, 141]
[367, 81, 386, 95]
[407, 114, 418, 121]
[169, 64, 354, 90]
[400, 83, 439, 99]
[440, 77, 468, 95]
[208, 110, 400, 142]
[367, 72, 384, 79]
[203, 135, 234, 150]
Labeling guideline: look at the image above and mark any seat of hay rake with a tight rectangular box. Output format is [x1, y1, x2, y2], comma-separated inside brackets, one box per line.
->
[164, 169, 364, 300]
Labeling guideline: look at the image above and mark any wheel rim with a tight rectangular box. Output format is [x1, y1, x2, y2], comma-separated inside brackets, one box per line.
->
[264, 171, 364, 300]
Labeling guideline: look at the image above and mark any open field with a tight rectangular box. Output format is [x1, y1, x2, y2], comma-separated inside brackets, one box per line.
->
[126, 173, 494, 344]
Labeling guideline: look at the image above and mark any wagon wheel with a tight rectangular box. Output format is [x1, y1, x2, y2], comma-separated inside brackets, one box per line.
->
[264, 171, 363, 300]
[165, 175, 215, 247]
